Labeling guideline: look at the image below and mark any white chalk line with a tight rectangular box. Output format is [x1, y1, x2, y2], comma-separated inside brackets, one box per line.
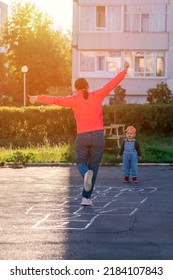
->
[140, 197, 148, 204]
[29, 186, 157, 230]
[25, 206, 34, 215]
[37, 214, 100, 230]
[31, 214, 51, 229]
[129, 208, 138, 215]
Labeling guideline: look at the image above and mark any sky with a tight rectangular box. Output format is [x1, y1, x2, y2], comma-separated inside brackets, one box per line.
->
[2, 0, 73, 32]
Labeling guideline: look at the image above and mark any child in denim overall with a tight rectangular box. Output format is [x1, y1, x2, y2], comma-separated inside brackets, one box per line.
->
[117, 126, 142, 183]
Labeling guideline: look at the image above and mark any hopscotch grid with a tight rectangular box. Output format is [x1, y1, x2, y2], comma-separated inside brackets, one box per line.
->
[29, 186, 158, 231]
[31, 208, 138, 230]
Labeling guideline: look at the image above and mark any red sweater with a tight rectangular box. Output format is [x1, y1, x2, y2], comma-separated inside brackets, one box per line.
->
[38, 70, 127, 134]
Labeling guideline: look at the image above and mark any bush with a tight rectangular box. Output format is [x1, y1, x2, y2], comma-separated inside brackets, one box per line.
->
[103, 104, 173, 134]
[147, 82, 173, 104]
[0, 104, 173, 148]
[0, 106, 76, 147]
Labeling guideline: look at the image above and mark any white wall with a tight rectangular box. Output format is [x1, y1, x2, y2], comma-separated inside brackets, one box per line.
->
[72, 0, 172, 104]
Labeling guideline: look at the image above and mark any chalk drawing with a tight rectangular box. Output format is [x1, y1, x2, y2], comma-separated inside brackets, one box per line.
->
[30, 185, 158, 230]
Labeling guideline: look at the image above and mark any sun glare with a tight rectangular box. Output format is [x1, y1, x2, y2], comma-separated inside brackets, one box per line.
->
[3, 0, 73, 32]
[34, 0, 73, 31]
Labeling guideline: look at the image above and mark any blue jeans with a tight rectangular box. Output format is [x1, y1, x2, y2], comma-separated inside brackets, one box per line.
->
[122, 140, 138, 178]
[123, 152, 138, 177]
[76, 130, 105, 198]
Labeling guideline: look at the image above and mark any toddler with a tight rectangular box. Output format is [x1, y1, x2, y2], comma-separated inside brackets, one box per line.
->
[117, 126, 142, 183]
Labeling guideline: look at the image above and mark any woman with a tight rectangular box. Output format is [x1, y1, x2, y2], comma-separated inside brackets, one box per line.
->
[29, 62, 129, 206]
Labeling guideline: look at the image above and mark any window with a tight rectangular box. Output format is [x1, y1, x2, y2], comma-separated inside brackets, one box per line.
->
[80, 5, 122, 31]
[80, 4, 166, 32]
[134, 51, 157, 77]
[80, 51, 165, 78]
[106, 51, 121, 72]
[156, 52, 165, 77]
[141, 14, 149, 32]
[80, 6, 95, 31]
[96, 6, 106, 30]
[125, 51, 165, 77]
[80, 52, 95, 72]
[134, 52, 144, 76]
[124, 5, 140, 32]
[124, 4, 167, 32]
[80, 51, 123, 73]
[146, 52, 155, 76]
[107, 6, 122, 31]
[96, 54, 106, 71]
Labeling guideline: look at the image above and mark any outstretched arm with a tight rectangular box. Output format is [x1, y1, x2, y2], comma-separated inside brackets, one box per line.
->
[28, 94, 75, 108]
[94, 61, 129, 99]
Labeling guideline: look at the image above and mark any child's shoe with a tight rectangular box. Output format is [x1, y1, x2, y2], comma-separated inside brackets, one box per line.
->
[133, 177, 138, 183]
[123, 176, 130, 183]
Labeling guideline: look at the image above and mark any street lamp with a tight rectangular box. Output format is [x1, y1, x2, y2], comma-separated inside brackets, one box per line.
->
[21, 65, 28, 107]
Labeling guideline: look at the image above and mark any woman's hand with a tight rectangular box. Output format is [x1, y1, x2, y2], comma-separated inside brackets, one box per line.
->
[28, 95, 38, 104]
[124, 61, 129, 72]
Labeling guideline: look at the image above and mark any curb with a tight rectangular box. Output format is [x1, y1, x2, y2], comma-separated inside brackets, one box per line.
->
[1, 162, 172, 168]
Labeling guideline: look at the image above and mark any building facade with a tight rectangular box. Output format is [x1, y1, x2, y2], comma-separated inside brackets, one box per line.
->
[72, 0, 173, 104]
[0, 1, 8, 53]
[0, 1, 7, 24]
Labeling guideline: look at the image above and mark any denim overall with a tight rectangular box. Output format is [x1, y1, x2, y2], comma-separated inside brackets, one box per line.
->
[75, 130, 105, 198]
[123, 140, 138, 178]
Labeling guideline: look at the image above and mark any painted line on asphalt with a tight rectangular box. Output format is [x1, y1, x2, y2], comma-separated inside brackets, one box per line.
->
[43, 196, 53, 201]
[25, 206, 34, 215]
[129, 208, 138, 215]
[140, 197, 148, 204]
[29, 185, 158, 230]
[31, 214, 51, 229]
[84, 214, 100, 230]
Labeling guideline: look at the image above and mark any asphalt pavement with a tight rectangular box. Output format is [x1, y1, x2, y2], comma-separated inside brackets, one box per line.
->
[0, 165, 173, 260]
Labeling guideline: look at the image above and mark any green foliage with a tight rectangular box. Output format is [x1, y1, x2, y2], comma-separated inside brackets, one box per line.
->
[147, 82, 173, 104]
[2, 0, 72, 104]
[7, 151, 35, 163]
[0, 135, 173, 164]
[0, 106, 76, 147]
[103, 103, 173, 134]
[0, 144, 76, 164]
[0, 104, 173, 149]
[0, 53, 8, 85]
[114, 85, 126, 104]
[0, 91, 13, 106]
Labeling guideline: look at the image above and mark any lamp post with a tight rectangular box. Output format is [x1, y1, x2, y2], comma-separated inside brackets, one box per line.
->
[21, 65, 28, 107]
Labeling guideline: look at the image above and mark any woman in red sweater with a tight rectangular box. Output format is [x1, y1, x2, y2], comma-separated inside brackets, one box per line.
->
[29, 62, 129, 206]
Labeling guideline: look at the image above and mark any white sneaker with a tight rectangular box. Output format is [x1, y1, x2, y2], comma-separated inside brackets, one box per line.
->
[84, 170, 93, 191]
[81, 197, 92, 206]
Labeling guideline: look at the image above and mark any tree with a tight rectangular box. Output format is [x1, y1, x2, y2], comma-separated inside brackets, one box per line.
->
[2, 0, 72, 104]
[147, 82, 173, 104]
[109, 85, 126, 123]
[0, 53, 8, 84]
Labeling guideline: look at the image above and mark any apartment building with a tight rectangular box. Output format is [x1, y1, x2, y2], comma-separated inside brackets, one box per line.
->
[72, 0, 173, 104]
[0, 1, 7, 24]
[0, 1, 8, 53]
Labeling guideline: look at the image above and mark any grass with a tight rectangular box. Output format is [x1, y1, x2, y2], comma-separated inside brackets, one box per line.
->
[0, 134, 173, 165]
[104, 133, 173, 164]
[0, 143, 76, 165]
